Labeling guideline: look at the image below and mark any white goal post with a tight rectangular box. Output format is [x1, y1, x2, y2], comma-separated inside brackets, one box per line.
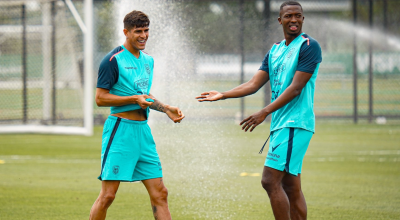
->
[0, 0, 93, 136]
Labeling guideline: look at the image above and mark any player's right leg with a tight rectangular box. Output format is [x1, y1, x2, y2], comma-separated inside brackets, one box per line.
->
[89, 180, 120, 220]
[90, 116, 141, 219]
[261, 166, 290, 220]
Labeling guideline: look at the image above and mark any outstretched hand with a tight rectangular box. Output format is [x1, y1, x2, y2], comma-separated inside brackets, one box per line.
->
[166, 106, 185, 123]
[240, 110, 268, 132]
[196, 91, 224, 102]
[136, 95, 156, 109]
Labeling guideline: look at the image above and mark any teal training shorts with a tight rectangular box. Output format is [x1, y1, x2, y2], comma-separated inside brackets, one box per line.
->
[98, 115, 163, 182]
[265, 127, 313, 176]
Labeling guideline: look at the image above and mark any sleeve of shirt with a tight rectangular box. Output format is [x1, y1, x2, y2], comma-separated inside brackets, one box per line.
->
[96, 55, 119, 90]
[296, 39, 322, 74]
[259, 50, 270, 73]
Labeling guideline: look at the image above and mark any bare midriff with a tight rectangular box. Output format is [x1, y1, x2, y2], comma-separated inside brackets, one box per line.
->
[111, 108, 147, 121]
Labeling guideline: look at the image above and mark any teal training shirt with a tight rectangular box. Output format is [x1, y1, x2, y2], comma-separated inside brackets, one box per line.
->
[97, 45, 154, 116]
[261, 33, 322, 133]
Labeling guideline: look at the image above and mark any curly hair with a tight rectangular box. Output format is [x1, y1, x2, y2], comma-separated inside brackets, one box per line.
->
[123, 10, 150, 30]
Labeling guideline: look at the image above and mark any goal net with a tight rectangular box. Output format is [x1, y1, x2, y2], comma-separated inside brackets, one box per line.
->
[0, 0, 93, 135]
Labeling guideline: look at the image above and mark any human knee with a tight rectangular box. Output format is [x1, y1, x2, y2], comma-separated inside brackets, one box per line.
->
[151, 186, 168, 204]
[261, 177, 278, 193]
[282, 182, 301, 195]
[158, 186, 168, 200]
[99, 192, 116, 207]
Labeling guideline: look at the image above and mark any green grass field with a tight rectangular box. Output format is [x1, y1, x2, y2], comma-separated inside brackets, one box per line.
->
[1, 121, 400, 219]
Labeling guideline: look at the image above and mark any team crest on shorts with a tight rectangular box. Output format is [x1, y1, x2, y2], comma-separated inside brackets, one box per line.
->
[112, 165, 119, 175]
[144, 64, 150, 74]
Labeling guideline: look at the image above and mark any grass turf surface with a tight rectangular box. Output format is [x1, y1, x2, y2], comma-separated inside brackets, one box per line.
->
[0, 121, 399, 219]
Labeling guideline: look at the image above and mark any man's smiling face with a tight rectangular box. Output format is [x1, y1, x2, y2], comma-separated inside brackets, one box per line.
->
[125, 26, 149, 51]
[278, 5, 304, 37]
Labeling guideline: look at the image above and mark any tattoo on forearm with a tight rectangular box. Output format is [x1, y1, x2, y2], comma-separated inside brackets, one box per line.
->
[150, 100, 166, 113]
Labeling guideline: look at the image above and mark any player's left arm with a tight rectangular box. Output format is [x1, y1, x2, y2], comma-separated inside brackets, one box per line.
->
[241, 38, 322, 132]
[149, 93, 185, 123]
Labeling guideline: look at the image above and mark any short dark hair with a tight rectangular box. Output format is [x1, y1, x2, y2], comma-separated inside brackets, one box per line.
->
[123, 10, 150, 30]
[279, 1, 303, 17]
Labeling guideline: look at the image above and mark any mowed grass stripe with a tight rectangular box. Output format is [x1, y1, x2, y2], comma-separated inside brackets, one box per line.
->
[0, 122, 399, 219]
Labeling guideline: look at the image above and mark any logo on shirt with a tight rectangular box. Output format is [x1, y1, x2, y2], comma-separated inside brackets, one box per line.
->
[286, 48, 296, 59]
[125, 67, 137, 69]
[271, 90, 280, 101]
[273, 63, 286, 76]
[144, 64, 151, 75]
[135, 78, 149, 89]
[273, 79, 283, 86]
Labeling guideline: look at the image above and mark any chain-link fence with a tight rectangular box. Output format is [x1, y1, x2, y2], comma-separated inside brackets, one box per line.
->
[1, 0, 399, 129]
[94, 0, 400, 124]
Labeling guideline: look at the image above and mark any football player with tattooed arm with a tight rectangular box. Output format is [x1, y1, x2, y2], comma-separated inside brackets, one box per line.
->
[90, 10, 184, 220]
[196, 1, 321, 220]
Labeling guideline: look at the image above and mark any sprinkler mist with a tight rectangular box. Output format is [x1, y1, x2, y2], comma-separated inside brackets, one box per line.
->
[114, 1, 248, 215]
[305, 17, 400, 73]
